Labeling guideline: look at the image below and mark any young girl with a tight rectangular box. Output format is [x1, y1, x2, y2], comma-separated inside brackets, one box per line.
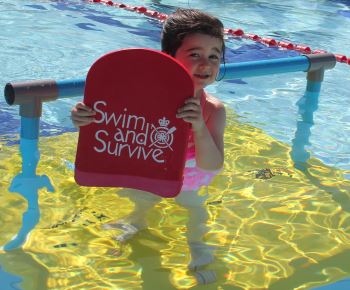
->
[71, 8, 226, 271]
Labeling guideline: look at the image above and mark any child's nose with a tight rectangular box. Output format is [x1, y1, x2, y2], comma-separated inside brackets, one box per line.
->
[199, 58, 210, 68]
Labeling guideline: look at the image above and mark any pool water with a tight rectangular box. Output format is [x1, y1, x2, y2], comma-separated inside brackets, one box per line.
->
[1, 0, 350, 289]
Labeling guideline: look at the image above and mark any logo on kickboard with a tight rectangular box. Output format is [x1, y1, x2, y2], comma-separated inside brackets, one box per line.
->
[92, 101, 176, 164]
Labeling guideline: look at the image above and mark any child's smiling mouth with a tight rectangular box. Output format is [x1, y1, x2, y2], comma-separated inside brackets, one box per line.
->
[194, 73, 211, 80]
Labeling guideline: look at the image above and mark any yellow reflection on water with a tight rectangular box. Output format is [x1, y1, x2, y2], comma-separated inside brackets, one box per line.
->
[1, 113, 350, 289]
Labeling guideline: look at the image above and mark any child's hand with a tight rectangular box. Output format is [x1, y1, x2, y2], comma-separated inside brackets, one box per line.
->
[176, 97, 206, 133]
[71, 102, 95, 128]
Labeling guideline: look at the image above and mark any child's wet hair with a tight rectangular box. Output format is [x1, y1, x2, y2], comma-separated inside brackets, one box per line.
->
[161, 8, 225, 58]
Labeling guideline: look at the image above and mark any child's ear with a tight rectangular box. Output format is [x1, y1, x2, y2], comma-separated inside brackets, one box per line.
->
[216, 63, 225, 81]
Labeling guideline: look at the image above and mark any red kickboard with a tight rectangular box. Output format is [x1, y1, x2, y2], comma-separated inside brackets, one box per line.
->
[74, 48, 194, 197]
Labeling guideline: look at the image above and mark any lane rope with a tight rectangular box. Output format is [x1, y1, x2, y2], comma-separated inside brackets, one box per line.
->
[89, 0, 350, 65]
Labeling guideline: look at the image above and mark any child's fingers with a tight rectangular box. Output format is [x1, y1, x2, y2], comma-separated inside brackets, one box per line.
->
[72, 115, 95, 122]
[70, 102, 95, 128]
[178, 103, 200, 113]
[176, 97, 203, 121]
[75, 102, 95, 113]
[75, 109, 96, 117]
[184, 97, 200, 105]
[177, 101, 201, 115]
[76, 102, 91, 110]
[181, 116, 197, 123]
[72, 105, 95, 117]
[176, 111, 198, 119]
[71, 118, 95, 128]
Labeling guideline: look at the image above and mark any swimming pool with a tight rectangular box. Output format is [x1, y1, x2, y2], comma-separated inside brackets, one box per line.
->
[1, 0, 350, 289]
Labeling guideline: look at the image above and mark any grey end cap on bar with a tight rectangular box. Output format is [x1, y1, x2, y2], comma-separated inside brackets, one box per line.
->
[304, 53, 336, 82]
[4, 80, 59, 106]
[305, 53, 337, 72]
[4, 80, 59, 118]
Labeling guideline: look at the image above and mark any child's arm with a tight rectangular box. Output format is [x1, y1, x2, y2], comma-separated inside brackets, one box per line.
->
[176, 96, 226, 171]
[71, 102, 96, 128]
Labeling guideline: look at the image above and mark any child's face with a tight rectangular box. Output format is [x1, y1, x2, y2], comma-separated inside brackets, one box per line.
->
[175, 33, 222, 93]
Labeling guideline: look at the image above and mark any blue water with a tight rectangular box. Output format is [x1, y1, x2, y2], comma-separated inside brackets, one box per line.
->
[0, 265, 22, 290]
[315, 279, 350, 290]
[1, 1, 350, 289]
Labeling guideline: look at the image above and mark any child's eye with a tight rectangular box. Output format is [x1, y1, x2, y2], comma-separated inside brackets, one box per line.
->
[189, 53, 200, 58]
[210, 55, 220, 60]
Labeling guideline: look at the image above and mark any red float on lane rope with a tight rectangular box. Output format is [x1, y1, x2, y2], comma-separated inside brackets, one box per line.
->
[87, 0, 350, 65]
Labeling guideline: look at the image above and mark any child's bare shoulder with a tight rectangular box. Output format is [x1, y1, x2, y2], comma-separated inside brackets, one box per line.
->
[203, 93, 226, 130]
[205, 93, 225, 115]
